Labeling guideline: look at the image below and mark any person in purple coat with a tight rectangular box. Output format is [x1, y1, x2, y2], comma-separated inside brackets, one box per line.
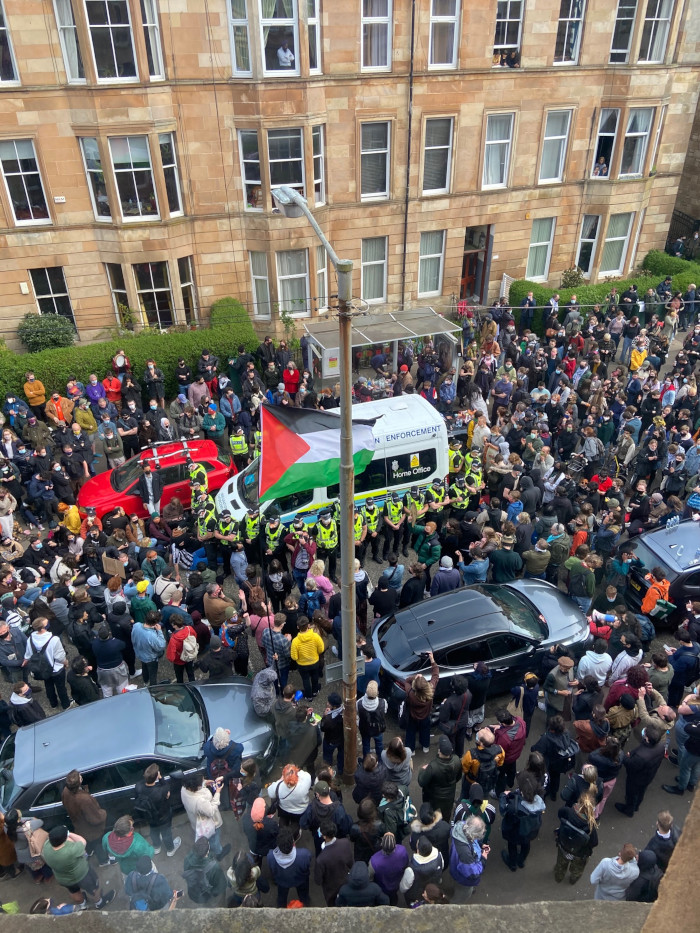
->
[370, 832, 410, 905]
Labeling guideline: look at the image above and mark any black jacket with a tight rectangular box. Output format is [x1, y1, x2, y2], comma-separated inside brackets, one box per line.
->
[336, 861, 389, 907]
[438, 690, 472, 733]
[134, 778, 172, 826]
[67, 671, 101, 705]
[136, 471, 164, 503]
[352, 761, 389, 805]
[399, 576, 425, 609]
[623, 737, 666, 788]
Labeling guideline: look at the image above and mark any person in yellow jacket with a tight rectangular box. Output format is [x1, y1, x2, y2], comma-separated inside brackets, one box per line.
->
[58, 502, 82, 535]
[290, 618, 325, 699]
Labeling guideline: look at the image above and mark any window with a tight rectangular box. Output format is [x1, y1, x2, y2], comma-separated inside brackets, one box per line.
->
[361, 236, 387, 304]
[133, 261, 174, 327]
[576, 214, 600, 275]
[228, 0, 251, 75]
[620, 108, 653, 176]
[649, 103, 666, 170]
[276, 249, 310, 316]
[158, 132, 183, 215]
[54, 0, 85, 81]
[0, 0, 17, 82]
[493, 0, 523, 63]
[554, 0, 586, 64]
[250, 251, 271, 318]
[482, 113, 513, 189]
[360, 122, 390, 199]
[639, 0, 673, 63]
[29, 267, 76, 325]
[525, 218, 556, 281]
[609, 0, 638, 63]
[178, 256, 198, 324]
[486, 633, 531, 659]
[0, 140, 50, 225]
[267, 128, 304, 195]
[109, 136, 158, 219]
[79, 137, 111, 219]
[600, 212, 634, 274]
[260, 0, 299, 75]
[140, 0, 164, 79]
[84, 0, 138, 80]
[591, 108, 619, 178]
[362, 0, 391, 71]
[422, 117, 453, 194]
[628, 207, 645, 271]
[316, 244, 327, 310]
[308, 0, 321, 72]
[539, 109, 571, 183]
[429, 0, 458, 68]
[105, 262, 128, 321]
[238, 129, 261, 210]
[312, 125, 325, 206]
[418, 231, 445, 297]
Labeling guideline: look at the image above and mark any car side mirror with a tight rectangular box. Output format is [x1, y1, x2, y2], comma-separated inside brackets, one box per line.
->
[166, 770, 186, 783]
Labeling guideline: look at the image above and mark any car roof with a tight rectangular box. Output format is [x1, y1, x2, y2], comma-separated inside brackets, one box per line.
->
[14, 690, 155, 788]
[138, 439, 219, 468]
[638, 519, 700, 573]
[396, 587, 513, 650]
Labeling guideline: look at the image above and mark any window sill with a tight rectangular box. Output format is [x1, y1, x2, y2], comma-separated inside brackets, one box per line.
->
[552, 60, 580, 67]
[481, 185, 507, 191]
[13, 219, 53, 227]
[538, 179, 563, 186]
[361, 195, 390, 202]
[421, 189, 450, 197]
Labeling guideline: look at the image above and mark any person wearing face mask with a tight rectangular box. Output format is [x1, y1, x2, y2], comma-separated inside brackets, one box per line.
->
[22, 415, 53, 453]
[0, 486, 17, 540]
[85, 374, 106, 415]
[143, 360, 165, 405]
[61, 446, 87, 497]
[9, 681, 46, 726]
[3, 394, 30, 432]
[23, 371, 46, 421]
[45, 392, 74, 429]
[144, 399, 166, 430]
[136, 464, 163, 516]
[117, 405, 141, 460]
[50, 462, 75, 505]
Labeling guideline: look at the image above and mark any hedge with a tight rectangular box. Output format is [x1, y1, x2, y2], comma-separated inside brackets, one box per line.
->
[0, 297, 258, 402]
[642, 249, 700, 278]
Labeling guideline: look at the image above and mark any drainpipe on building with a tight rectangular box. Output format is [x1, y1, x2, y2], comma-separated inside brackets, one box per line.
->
[400, 0, 416, 311]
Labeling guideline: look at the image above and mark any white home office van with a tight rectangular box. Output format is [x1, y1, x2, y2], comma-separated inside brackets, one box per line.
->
[215, 395, 449, 524]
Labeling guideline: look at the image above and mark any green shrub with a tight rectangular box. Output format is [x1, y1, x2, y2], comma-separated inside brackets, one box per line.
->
[16, 313, 76, 353]
[209, 297, 250, 329]
[642, 250, 700, 277]
[1, 300, 258, 402]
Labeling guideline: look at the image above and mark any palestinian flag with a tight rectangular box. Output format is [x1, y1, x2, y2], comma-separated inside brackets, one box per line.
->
[258, 404, 377, 503]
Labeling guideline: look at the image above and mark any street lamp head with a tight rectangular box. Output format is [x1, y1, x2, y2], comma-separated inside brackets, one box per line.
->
[271, 185, 306, 218]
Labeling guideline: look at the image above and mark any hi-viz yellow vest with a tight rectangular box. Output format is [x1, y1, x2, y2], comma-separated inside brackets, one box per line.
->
[197, 505, 216, 537]
[427, 487, 446, 511]
[404, 492, 424, 519]
[265, 522, 283, 548]
[317, 519, 338, 549]
[253, 430, 262, 454]
[364, 506, 380, 532]
[230, 433, 249, 455]
[468, 467, 483, 489]
[387, 500, 403, 524]
[449, 484, 469, 509]
[218, 518, 239, 541]
[189, 463, 208, 490]
[449, 448, 464, 473]
[353, 513, 365, 542]
[244, 514, 260, 538]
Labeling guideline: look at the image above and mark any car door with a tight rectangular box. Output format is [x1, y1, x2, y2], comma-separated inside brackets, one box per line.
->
[483, 633, 538, 694]
[432, 641, 492, 701]
[157, 463, 187, 512]
[27, 765, 120, 830]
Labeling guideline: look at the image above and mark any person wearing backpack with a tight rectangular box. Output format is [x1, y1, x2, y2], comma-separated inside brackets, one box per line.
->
[553, 793, 599, 884]
[298, 579, 325, 619]
[499, 772, 546, 871]
[182, 836, 227, 904]
[357, 681, 387, 758]
[133, 764, 181, 857]
[165, 616, 198, 683]
[202, 727, 244, 810]
[437, 676, 472, 756]
[125, 855, 179, 911]
[531, 715, 580, 801]
[418, 736, 462, 820]
[378, 781, 417, 844]
[22, 616, 70, 710]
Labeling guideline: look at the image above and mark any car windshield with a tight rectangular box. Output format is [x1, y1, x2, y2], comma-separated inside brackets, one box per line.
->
[150, 685, 205, 759]
[633, 538, 678, 582]
[0, 735, 20, 810]
[472, 585, 545, 640]
[237, 459, 260, 509]
[110, 455, 144, 493]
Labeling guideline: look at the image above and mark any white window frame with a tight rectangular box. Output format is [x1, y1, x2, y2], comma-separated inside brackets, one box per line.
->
[638, 0, 674, 64]
[360, 121, 390, 201]
[177, 256, 198, 324]
[276, 248, 310, 317]
[538, 109, 572, 184]
[158, 131, 184, 216]
[140, 0, 165, 80]
[482, 112, 514, 190]
[133, 260, 175, 328]
[599, 212, 634, 275]
[576, 214, 600, 278]
[525, 218, 556, 282]
[308, 0, 321, 74]
[259, 0, 300, 77]
[0, 0, 18, 84]
[312, 125, 325, 206]
[29, 267, 76, 325]
[553, 0, 586, 65]
[418, 230, 446, 298]
[422, 116, 453, 195]
[79, 137, 112, 221]
[361, 236, 388, 305]
[83, 0, 138, 82]
[609, 0, 638, 64]
[619, 107, 654, 178]
[628, 208, 646, 273]
[249, 251, 271, 319]
[649, 103, 667, 171]
[315, 244, 328, 311]
[108, 135, 160, 222]
[0, 139, 51, 227]
[493, 0, 523, 61]
[228, 0, 252, 76]
[361, 0, 392, 72]
[591, 107, 619, 179]
[105, 262, 128, 322]
[267, 127, 305, 196]
[429, 0, 459, 69]
[53, 0, 86, 83]
[238, 129, 261, 211]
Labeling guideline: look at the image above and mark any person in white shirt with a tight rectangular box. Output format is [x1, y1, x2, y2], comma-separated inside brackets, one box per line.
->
[277, 41, 295, 67]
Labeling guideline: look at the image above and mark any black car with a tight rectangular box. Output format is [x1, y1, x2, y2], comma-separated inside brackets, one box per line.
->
[372, 580, 591, 702]
[0, 681, 275, 829]
[625, 519, 700, 622]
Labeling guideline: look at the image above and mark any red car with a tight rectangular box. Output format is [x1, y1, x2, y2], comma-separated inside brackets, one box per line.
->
[77, 440, 236, 519]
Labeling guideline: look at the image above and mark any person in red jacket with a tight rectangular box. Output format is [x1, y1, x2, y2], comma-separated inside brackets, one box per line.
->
[165, 616, 197, 683]
[283, 361, 301, 399]
[102, 374, 122, 409]
[493, 708, 527, 794]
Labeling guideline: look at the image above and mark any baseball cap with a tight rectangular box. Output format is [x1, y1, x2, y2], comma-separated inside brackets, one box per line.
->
[314, 780, 330, 796]
[177, 394, 187, 403]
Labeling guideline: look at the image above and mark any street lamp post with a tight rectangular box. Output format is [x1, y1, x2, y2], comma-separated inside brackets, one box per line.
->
[271, 185, 357, 778]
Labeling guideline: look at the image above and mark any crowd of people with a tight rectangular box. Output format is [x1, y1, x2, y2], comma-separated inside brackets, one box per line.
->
[0, 269, 699, 913]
